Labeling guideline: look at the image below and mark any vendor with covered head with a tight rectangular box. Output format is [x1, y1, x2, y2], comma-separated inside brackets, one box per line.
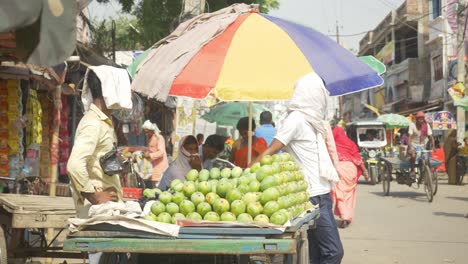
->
[142, 120, 169, 187]
[158, 134, 225, 190]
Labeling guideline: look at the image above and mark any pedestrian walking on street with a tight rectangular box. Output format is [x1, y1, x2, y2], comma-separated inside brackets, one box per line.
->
[443, 129, 459, 185]
[331, 126, 368, 228]
[251, 72, 344, 264]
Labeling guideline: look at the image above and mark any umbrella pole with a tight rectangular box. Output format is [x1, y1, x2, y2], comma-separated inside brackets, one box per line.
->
[247, 102, 253, 165]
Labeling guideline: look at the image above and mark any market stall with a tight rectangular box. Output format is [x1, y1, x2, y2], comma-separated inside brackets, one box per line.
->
[63, 154, 320, 264]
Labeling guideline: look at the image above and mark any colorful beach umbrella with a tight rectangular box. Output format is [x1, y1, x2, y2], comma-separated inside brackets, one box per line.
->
[131, 8, 383, 102]
[377, 114, 411, 129]
[359, 56, 386, 75]
[201, 102, 271, 127]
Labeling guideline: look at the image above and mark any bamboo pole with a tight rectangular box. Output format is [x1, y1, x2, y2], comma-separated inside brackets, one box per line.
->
[49, 85, 62, 197]
[247, 102, 253, 164]
[46, 85, 61, 264]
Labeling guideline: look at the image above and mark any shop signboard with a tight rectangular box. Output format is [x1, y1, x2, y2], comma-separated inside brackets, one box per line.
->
[173, 98, 196, 158]
[432, 111, 457, 130]
[376, 41, 394, 65]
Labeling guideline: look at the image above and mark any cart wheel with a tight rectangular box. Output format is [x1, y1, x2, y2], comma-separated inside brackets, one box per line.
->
[423, 165, 433, 203]
[381, 162, 391, 196]
[0, 225, 7, 264]
[431, 169, 438, 196]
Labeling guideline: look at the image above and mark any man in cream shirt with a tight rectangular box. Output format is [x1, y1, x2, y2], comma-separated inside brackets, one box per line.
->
[67, 70, 122, 218]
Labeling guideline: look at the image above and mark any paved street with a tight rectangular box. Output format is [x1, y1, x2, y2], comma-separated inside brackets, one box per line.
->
[340, 178, 468, 264]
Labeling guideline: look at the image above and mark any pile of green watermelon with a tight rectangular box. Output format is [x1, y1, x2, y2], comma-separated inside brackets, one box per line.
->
[142, 153, 312, 226]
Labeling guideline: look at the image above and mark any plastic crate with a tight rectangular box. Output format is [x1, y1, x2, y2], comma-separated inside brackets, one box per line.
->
[122, 187, 142, 200]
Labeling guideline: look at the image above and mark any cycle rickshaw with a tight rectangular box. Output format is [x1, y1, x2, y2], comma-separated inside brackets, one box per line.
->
[379, 148, 441, 202]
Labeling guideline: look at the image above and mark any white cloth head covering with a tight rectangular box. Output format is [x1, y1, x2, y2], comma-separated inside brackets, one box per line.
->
[283, 72, 339, 186]
[287, 72, 329, 135]
[82, 65, 133, 112]
[142, 120, 161, 134]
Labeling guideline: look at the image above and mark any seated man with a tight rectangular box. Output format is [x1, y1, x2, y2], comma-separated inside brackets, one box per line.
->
[408, 111, 434, 177]
[365, 130, 379, 141]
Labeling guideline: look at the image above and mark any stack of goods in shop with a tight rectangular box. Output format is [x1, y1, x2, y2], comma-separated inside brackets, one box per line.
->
[24, 89, 43, 177]
[141, 153, 313, 226]
[0, 79, 23, 179]
[37, 92, 51, 178]
[7, 80, 22, 178]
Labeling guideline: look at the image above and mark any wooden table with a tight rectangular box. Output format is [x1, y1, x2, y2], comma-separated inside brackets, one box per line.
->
[0, 194, 83, 263]
[64, 209, 320, 264]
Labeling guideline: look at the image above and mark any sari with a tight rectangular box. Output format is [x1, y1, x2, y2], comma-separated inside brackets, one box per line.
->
[232, 137, 267, 168]
[331, 127, 364, 222]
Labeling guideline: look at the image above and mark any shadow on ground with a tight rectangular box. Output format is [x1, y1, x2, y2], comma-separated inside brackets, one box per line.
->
[370, 191, 430, 203]
[433, 212, 466, 218]
[446, 196, 468, 202]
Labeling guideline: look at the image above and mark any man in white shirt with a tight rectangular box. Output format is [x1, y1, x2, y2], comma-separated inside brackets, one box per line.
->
[251, 73, 343, 264]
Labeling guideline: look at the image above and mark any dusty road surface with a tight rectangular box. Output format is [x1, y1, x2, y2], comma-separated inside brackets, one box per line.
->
[340, 177, 468, 264]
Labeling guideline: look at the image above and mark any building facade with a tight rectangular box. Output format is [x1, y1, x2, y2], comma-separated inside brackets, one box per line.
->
[343, 0, 459, 120]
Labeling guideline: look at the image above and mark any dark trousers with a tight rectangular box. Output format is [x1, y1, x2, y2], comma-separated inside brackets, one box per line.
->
[308, 193, 344, 264]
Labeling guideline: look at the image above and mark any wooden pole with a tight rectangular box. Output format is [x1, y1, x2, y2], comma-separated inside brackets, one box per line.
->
[46, 85, 61, 264]
[49, 85, 62, 197]
[247, 102, 253, 164]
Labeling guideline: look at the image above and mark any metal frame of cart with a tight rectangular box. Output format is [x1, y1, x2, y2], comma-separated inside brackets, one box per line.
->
[64, 209, 320, 264]
[0, 194, 84, 263]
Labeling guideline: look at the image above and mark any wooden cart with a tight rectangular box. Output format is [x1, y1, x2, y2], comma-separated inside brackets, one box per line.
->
[0, 194, 84, 263]
[64, 209, 320, 264]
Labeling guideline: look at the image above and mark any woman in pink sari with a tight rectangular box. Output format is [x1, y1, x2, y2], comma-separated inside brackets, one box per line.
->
[332, 127, 368, 228]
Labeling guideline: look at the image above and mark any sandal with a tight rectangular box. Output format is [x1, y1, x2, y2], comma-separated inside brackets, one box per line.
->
[339, 220, 350, 229]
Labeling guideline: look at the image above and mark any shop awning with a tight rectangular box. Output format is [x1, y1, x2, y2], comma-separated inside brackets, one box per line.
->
[397, 101, 444, 116]
[0, 0, 77, 67]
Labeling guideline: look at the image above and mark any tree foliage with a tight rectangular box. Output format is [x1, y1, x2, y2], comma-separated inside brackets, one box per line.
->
[91, 16, 142, 54]
[93, 0, 280, 51]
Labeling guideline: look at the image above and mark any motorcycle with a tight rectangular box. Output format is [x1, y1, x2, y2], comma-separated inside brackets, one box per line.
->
[346, 121, 387, 185]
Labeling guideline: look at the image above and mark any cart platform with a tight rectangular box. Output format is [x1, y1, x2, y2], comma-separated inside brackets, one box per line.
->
[64, 209, 320, 264]
[381, 157, 442, 170]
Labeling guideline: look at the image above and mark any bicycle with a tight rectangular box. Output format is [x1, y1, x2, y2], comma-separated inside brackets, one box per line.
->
[456, 154, 468, 185]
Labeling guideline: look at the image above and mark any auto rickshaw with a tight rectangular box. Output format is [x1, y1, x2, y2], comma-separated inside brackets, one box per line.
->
[346, 120, 387, 185]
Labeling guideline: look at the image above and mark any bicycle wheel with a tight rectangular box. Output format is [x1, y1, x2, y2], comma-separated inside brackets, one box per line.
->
[456, 157, 465, 185]
[0, 225, 7, 264]
[381, 162, 391, 196]
[423, 164, 433, 202]
[432, 169, 438, 196]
